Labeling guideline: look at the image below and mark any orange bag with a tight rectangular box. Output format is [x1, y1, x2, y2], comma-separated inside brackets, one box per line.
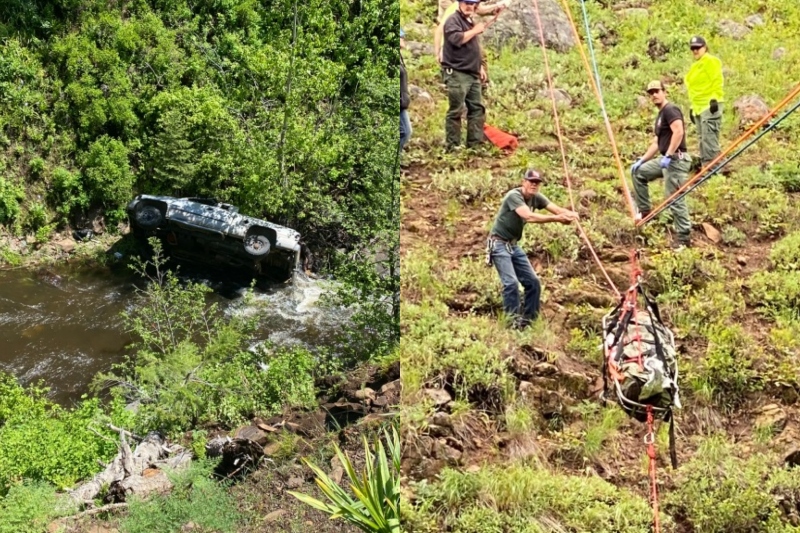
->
[483, 124, 519, 152]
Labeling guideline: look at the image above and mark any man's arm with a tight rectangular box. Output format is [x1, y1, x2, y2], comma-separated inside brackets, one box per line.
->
[514, 203, 576, 224]
[640, 137, 660, 162]
[476, 2, 505, 16]
[445, 19, 485, 46]
[434, 23, 444, 63]
[545, 203, 579, 221]
[665, 120, 685, 156]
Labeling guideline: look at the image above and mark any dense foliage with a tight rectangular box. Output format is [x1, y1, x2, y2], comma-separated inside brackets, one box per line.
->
[0, 0, 399, 267]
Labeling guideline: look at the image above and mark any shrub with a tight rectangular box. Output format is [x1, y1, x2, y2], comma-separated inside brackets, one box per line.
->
[50, 167, 89, 221]
[666, 436, 800, 533]
[769, 230, 800, 271]
[290, 425, 401, 533]
[120, 460, 242, 533]
[79, 135, 133, 220]
[748, 270, 800, 320]
[0, 176, 24, 225]
[0, 481, 76, 533]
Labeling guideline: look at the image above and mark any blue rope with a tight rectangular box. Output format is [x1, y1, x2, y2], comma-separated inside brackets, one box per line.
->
[579, 0, 610, 122]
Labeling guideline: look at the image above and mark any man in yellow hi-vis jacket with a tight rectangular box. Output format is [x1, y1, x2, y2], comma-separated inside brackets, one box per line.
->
[684, 35, 724, 167]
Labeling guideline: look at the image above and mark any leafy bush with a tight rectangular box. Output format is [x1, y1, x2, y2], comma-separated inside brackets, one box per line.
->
[0, 373, 133, 495]
[100, 242, 316, 434]
[0, 481, 76, 533]
[769, 230, 800, 271]
[290, 425, 400, 533]
[748, 270, 800, 320]
[50, 167, 88, 221]
[666, 436, 800, 533]
[79, 135, 133, 220]
[0, 176, 24, 225]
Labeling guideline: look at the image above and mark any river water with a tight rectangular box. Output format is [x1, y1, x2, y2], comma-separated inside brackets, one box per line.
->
[0, 265, 343, 405]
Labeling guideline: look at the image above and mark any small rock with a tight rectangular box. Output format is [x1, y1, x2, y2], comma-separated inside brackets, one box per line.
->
[718, 19, 751, 40]
[772, 47, 786, 60]
[429, 424, 450, 438]
[353, 387, 376, 401]
[579, 190, 597, 203]
[56, 238, 76, 253]
[371, 395, 390, 408]
[380, 380, 399, 394]
[528, 109, 545, 119]
[621, 8, 649, 17]
[263, 441, 282, 456]
[702, 222, 721, 243]
[409, 85, 434, 105]
[180, 523, 197, 532]
[755, 403, 787, 432]
[442, 445, 462, 463]
[233, 425, 268, 445]
[733, 95, 770, 126]
[405, 41, 434, 58]
[331, 466, 344, 484]
[736, 255, 748, 266]
[432, 411, 453, 428]
[536, 88, 572, 106]
[519, 381, 535, 396]
[423, 388, 452, 407]
[744, 14, 765, 28]
[286, 476, 304, 490]
[264, 510, 288, 523]
[533, 362, 558, 376]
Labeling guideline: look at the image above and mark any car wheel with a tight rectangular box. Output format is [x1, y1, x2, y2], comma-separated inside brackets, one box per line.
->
[244, 234, 271, 257]
[135, 205, 163, 229]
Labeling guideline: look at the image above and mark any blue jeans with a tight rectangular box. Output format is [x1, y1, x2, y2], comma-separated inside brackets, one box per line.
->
[491, 241, 541, 322]
[400, 109, 412, 149]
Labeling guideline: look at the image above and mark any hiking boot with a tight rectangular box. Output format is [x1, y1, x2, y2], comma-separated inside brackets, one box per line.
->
[511, 317, 532, 330]
[671, 237, 691, 251]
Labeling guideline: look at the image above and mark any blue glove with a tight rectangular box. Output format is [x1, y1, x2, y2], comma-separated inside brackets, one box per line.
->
[631, 159, 644, 174]
[660, 156, 672, 169]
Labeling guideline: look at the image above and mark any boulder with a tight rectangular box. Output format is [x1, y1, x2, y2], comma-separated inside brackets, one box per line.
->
[528, 109, 546, 119]
[56, 238, 76, 253]
[423, 388, 452, 407]
[409, 85, 434, 106]
[702, 222, 721, 243]
[483, 0, 575, 53]
[718, 19, 751, 40]
[744, 14, 765, 28]
[733, 95, 770, 126]
[755, 403, 787, 432]
[405, 41, 434, 58]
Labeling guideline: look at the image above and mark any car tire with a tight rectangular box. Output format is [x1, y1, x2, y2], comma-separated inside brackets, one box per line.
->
[244, 234, 271, 257]
[135, 205, 163, 229]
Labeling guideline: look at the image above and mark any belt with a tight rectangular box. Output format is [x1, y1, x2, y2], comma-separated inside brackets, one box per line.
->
[664, 151, 687, 159]
[489, 235, 518, 245]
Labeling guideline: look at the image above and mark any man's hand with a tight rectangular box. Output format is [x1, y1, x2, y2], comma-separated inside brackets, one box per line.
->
[557, 211, 579, 224]
[437, 50, 443, 64]
[660, 156, 672, 169]
[480, 66, 487, 83]
[492, 4, 506, 15]
[631, 158, 644, 174]
[710, 99, 719, 114]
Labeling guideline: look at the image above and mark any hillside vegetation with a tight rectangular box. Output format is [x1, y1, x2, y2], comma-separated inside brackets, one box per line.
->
[400, 0, 800, 531]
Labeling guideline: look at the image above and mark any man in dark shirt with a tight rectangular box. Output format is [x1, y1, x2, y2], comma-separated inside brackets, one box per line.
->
[442, 0, 486, 149]
[630, 80, 693, 248]
[487, 169, 579, 329]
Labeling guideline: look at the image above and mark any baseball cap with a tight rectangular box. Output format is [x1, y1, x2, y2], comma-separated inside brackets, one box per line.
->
[689, 36, 707, 49]
[459, 0, 481, 4]
[523, 169, 544, 183]
[646, 80, 664, 93]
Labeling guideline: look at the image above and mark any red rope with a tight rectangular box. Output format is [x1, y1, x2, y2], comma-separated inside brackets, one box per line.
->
[646, 405, 661, 533]
[529, 0, 619, 298]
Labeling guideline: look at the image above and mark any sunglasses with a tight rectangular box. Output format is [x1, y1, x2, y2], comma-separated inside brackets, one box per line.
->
[690, 46, 703, 51]
[647, 89, 661, 95]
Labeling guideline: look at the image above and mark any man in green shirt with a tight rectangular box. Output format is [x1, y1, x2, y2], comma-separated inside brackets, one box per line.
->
[684, 36, 724, 167]
[487, 169, 579, 329]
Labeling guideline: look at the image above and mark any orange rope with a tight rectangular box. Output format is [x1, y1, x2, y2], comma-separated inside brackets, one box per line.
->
[639, 80, 800, 226]
[530, 0, 620, 298]
[557, 0, 637, 221]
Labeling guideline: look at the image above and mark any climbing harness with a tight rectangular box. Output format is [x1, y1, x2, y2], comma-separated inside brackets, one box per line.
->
[639, 81, 800, 226]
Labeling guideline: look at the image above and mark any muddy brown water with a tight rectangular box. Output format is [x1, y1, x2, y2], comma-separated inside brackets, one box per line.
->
[0, 264, 344, 405]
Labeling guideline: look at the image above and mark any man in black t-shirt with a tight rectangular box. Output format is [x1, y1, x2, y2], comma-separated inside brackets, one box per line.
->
[630, 80, 693, 248]
[441, 0, 486, 149]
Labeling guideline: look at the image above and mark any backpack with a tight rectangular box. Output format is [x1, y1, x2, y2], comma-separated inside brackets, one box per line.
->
[602, 285, 680, 467]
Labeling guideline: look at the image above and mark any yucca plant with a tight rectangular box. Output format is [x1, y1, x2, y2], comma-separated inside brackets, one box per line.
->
[289, 425, 400, 533]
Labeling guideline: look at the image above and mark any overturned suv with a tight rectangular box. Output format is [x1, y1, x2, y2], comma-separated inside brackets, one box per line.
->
[127, 195, 301, 281]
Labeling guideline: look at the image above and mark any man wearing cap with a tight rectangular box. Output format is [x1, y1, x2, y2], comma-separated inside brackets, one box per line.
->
[441, 0, 487, 149]
[487, 170, 579, 328]
[434, 0, 508, 67]
[684, 36, 724, 167]
[400, 29, 412, 150]
[631, 81, 693, 248]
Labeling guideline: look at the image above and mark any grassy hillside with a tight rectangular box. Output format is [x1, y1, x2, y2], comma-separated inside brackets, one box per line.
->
[400, 0, 800, 531]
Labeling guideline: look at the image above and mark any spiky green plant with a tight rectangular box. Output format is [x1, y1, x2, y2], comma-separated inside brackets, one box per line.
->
[289, 426, 400, 533]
